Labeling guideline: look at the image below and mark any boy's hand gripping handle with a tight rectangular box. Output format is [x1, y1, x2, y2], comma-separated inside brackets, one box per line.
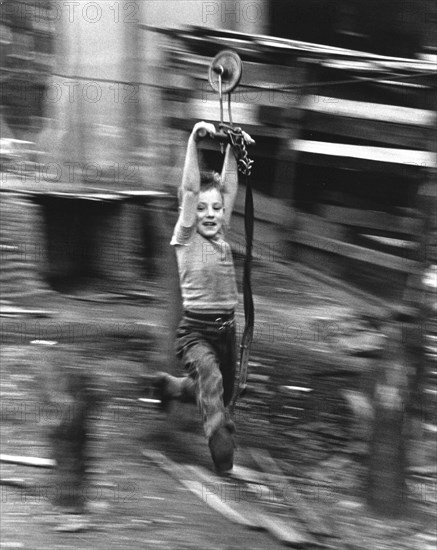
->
[195, 127, 229, 142]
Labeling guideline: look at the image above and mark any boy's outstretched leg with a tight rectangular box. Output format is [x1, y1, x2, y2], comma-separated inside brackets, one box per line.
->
[181, 342, 236, 472]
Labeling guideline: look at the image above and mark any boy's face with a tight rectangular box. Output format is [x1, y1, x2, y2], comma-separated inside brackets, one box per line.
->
[196, 188, 224, 239]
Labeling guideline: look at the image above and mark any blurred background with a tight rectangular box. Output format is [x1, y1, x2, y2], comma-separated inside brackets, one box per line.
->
[1, 1, 436, 548]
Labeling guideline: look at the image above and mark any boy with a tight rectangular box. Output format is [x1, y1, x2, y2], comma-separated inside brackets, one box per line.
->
[156, 121, 253, 472]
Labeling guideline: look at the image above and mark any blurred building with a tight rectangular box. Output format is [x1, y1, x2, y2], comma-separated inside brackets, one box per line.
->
[271, 0, 436, 57]
[1, 0, 53, 140]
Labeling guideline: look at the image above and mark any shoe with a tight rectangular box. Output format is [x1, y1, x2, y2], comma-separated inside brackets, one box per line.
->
[208, 425, 235, 473]
[152, 372, 173, 412]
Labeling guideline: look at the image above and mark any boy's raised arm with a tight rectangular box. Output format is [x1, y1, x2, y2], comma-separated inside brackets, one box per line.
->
[221, 145, 239, 227]
[179, 122, 216, 227]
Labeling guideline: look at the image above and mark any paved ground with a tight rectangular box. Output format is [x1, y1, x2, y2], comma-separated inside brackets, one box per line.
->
[1, 261, 436, 550]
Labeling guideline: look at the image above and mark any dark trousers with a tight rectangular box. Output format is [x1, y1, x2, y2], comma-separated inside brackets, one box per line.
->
[175, 312, 236, 438]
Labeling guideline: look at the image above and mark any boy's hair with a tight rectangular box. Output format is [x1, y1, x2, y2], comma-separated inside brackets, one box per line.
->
[200, 170, 222, 193]
[178, 170, 223, 205]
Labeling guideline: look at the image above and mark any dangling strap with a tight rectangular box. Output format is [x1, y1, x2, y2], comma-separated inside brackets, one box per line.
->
[236, 172, 254, 402]
[226, 127, 255, 412]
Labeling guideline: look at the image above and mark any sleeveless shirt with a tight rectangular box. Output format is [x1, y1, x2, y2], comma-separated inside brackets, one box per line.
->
[170, 222, 238, 312]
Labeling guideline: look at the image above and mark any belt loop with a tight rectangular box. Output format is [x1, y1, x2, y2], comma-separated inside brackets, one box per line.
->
[219, 319, 233, 331]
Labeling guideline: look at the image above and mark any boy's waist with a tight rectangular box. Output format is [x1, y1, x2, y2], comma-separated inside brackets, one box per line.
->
[183, 310, 235, 324]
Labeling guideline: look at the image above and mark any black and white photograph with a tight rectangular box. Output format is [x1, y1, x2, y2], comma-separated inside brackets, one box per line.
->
[1, 1, 436, 548]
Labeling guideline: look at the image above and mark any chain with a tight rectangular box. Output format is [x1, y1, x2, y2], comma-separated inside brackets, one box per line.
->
[220, 124, 254, 177]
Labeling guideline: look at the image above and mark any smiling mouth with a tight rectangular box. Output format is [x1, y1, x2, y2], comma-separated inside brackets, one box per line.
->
[203, 222, 216, 227]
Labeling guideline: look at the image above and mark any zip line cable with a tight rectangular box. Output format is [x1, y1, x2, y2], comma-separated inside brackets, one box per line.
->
[47, 68, 436, 94]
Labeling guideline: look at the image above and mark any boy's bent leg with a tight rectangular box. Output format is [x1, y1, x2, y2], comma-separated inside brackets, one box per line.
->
[178, 375, 197, 403]
[153, 372, 196, 410]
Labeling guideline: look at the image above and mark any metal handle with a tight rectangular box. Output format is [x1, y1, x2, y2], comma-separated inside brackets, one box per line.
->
[195, 128, 229, 142]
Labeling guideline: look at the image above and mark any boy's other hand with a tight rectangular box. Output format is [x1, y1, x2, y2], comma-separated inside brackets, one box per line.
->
[241, 130, 255, 146]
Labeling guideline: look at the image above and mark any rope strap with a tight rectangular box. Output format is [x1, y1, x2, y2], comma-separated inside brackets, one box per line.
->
[226, 125, 255, 411]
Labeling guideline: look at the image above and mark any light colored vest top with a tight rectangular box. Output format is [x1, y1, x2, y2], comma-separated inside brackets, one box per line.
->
[170, 222, 238, 312]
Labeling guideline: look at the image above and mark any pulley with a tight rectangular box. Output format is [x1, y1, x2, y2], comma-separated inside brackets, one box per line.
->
[208, 50, 242, 95]
[196, 49, 243, 143]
